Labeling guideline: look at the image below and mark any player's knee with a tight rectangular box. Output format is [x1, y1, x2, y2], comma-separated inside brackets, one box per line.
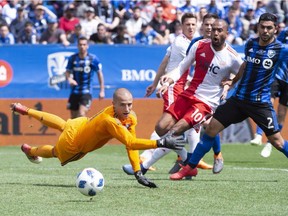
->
[155, 123, 166, 137]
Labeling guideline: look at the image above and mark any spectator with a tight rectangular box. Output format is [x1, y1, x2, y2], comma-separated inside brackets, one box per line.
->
[1, 0, 20, 25]
[80, 6, 100, 39]
[135, 23, 163, 45]
[68, 23, 85, 44]
[0, 23, 15, 44]
[168, 9, 182, 34]
[254, 1, 266, 20]
[197, 6, 208, 35]
[206, 0, 224, 19]
[160, 0, 177, 23]
[30, 4, 57, 41]
[178, 0, 198, 14]
[168, 21, 182, 43]
[266, 0, 288, 25]
[113, 0, 133, 25]
[40, 17, 70, 46]
[125, 6, 144, 38]
[59, 3, 80, 38]
[149, 5, 170, 44]
[89, 23, 113, 44]
[224, 6, 243, 45]
[241, 7, 257, 41]
[136, 0, 156, 23]
[9, 6, 30, 41]
[0, 6, 8, 26]
[94, 0, 121, 33]
[72, 0, 89, 20]
[17, 20, 37, 44]
[26, 0, 44, 20]
[112, 24, 132, 44]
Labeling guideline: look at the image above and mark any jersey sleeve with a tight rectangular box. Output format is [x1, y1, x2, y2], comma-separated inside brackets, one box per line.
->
[66, 54, 75, 73]
[275, 44, 288, 83]
[91, 55, 102, 73]
[168, 40, 197, 82]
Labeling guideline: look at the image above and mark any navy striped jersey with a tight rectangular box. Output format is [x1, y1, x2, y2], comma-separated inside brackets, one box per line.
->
[233, 37, 288, 103]
[66, 53, 102, 95]
[277, 27, 288, 44]
[276, 28, 288, 82]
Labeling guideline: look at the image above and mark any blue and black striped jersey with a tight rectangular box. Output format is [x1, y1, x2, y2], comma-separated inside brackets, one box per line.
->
[66, 53, 102, 95]
[277, 27, 288, 44]
[233, 37, 288, 103]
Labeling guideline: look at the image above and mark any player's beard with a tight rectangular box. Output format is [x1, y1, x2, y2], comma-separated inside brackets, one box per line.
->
[260, 33, 274, 43]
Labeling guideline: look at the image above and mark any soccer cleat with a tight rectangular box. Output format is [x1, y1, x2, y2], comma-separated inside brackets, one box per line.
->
[21, 144, 42, 164]
[197, 159, 213, 170]
[261, 143, 272, 158]
[10, 103, 29, 115]
[122, 164, 148, 175]
[250, 133, 262, 146]
[170, 165, 198, 180]
[213, 152, 224, 174]
[168, 159, 184, 174]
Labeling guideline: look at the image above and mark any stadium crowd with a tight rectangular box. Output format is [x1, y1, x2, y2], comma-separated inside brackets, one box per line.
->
[0, 0, 287, 46]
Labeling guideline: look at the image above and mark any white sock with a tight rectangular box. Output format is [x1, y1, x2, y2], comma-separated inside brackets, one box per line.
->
[150, 130, 160, 140]
[140, 131, 160, 159]
[174, 148, 187, 161]
[186, 128, 200, 153]
[140, 149, 154, 160]
[142, 148, 171, 169]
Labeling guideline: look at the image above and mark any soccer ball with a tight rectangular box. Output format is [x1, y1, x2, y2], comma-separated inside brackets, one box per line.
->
[76, 168, 104, 196]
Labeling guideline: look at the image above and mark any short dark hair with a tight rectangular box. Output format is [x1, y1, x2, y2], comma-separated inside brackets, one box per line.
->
[202, 13, 219, 22]
[181, 12, 197, 24]
[77, 36, 88, 43]
[258, 13, 278, 25]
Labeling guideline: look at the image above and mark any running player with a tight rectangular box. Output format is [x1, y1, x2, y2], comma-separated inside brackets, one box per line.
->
[66, 36, 105, 119]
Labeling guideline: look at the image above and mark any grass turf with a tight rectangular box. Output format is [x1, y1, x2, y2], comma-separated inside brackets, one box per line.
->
[0, 144, 288, 216]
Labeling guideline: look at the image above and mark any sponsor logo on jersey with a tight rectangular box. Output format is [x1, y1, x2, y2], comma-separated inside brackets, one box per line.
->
[262, 59, 273, 69]
[267, 50, 276, 58]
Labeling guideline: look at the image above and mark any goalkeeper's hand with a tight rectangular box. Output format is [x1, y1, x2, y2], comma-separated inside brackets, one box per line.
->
[156, 135, 186, 150]
[134, 171, 157, 188]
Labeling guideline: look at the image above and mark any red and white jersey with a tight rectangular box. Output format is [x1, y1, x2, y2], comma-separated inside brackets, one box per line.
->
[171, 39, 243, 111]
[165, 33, 191, 73]
[161, 33, 191, 110]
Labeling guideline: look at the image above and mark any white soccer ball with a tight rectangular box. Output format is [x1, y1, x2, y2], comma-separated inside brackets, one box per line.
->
[76, 168, 104, 196]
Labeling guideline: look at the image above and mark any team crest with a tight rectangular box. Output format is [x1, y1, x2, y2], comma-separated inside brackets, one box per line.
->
[267, 50, 276, 58]
[47, 52, 74, 90]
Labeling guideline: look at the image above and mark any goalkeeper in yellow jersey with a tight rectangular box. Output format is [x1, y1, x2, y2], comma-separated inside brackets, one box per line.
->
[11, 88, 185, 188]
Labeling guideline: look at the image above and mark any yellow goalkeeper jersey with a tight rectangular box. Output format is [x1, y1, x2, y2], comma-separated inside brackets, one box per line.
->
[55, 105, 157, 171]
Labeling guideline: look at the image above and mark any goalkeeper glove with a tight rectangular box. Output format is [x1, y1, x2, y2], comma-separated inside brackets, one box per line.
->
[156, 135, 186, 150]
[134, 171, 157, 188]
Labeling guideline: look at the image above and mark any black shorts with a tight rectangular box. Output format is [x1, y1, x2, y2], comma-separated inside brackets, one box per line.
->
[270, 78, 288, 106]
[67, 93, 92, 111]
[213, 97, 279, 136]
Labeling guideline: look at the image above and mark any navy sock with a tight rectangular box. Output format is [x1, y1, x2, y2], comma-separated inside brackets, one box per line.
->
[256, 126, 263, 135]
[188, 133, 214, 168]
[212, 134, 221, 155]
[281, 140, 288, 158]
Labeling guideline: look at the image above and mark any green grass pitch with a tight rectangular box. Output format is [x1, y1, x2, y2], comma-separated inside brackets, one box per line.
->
[0, 144, 288, 216]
